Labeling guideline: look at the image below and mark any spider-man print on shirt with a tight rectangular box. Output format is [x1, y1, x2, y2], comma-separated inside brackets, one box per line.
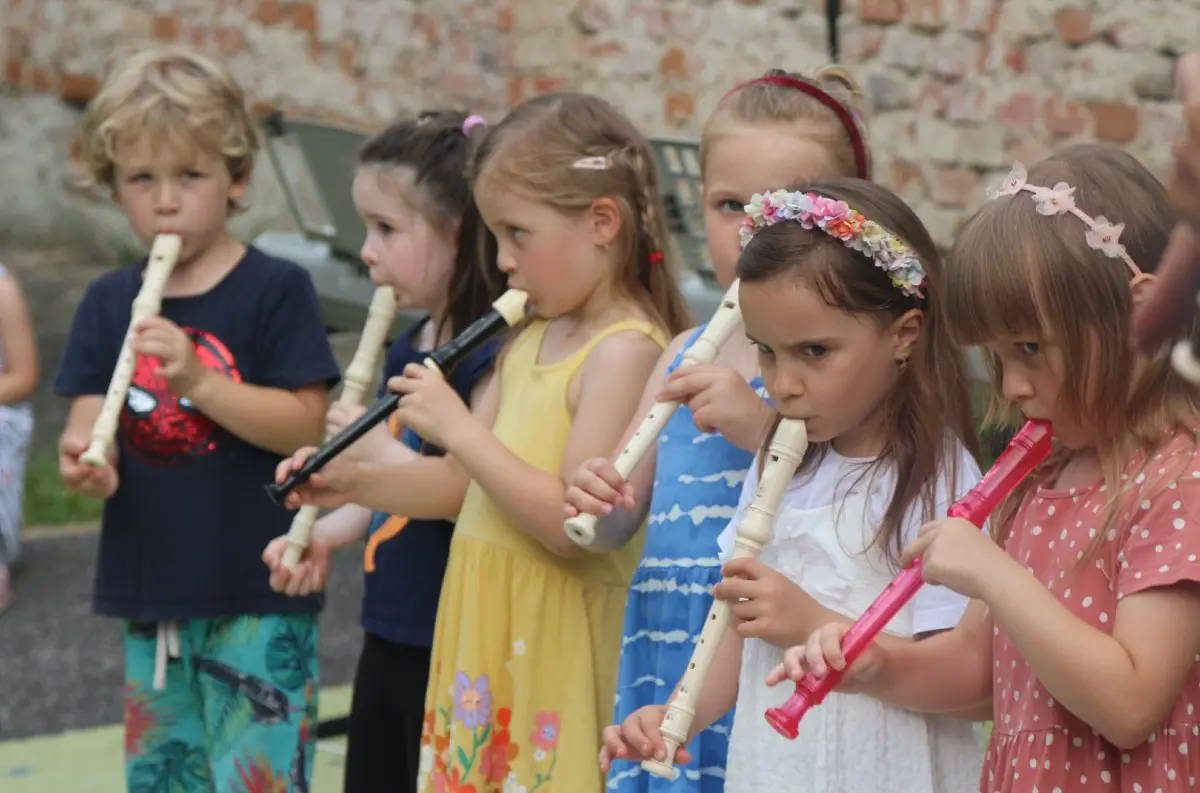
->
[120, 328, 242, 465]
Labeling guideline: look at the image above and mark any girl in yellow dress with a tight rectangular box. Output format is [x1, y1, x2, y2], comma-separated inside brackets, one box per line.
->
[276, 92, 692, 792]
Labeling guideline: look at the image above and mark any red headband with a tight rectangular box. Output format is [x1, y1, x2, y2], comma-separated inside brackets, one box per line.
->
[723, 75, 870, 180]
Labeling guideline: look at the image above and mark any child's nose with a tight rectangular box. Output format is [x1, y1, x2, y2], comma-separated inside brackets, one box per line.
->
[359, 243, 377, 267]
[1001, 369, 1035, 402]
[496, 250, 517, 273]
[153, 182, 181, 213]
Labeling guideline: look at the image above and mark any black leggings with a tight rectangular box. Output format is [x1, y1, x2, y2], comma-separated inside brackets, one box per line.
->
[344, 633, 432, 793]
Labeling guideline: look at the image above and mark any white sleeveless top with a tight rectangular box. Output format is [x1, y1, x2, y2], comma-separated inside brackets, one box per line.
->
[716, 442, 984, 792]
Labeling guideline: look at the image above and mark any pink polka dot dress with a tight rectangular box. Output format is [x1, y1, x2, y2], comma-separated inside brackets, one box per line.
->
[983, 431, 1200, 793]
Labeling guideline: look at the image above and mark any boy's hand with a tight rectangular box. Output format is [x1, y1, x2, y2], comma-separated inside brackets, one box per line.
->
[131, 316, 209, 397]
[563, 457, 634, 520]
[597, 705, 692, 773]
[262, 533, 333, 596]
[656, 365, 773, 451]
[58, 434, 118, 499]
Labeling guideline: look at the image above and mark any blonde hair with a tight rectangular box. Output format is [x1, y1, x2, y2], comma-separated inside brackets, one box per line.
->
[75, 47, 260, 213]
[944, 143, 1200, 556]
[701, 66, 872, 181]
[472, 92, 691, 336]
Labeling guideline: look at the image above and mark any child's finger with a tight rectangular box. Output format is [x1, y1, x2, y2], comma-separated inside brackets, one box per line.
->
[783, 645, 809, 681]
[765, 661, 788, 686]
[579, 469, 624, 506]
[284, 565, 307, 598]
[564, 486, 612, 518]
[601, 725, 632, 763]
[311, 563, 328, 593]
[633, 709, 668, 760]
[584, 458, 629, 490]
[268, 565, 292, 594]
[656, 369, 712, 402]
[618, 715, 654, 759]
[819, 625, 849, 672]
[900, 532, 933, 568]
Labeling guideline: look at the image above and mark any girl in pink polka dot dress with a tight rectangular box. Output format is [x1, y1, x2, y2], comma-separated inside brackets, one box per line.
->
[772, 144, 1200, 793]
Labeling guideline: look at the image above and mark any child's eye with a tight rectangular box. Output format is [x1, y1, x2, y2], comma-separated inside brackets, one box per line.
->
[752, 341, 774, 357]
[376, 222, 394, 235]
[802, 345, 829, 358]
[1018, 341, 1040, 355]
[718, 199, 743, 213]
[181, 170, 205, 180]
[509, 226, 527, 240]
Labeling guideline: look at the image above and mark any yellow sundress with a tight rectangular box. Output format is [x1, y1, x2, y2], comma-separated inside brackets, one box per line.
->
[418, 318, 665, 793]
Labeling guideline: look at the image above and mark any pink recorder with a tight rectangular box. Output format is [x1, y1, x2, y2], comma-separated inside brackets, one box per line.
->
[764, 419, 1053, 738]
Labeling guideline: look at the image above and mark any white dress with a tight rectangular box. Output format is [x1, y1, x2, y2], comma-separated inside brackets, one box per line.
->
[717, 443, 985, 792]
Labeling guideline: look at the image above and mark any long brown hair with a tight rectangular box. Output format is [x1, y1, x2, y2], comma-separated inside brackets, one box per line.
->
[358, 110, 505, 340]
[739, 177, 980, 566]
[943, 143, 1199, 552]
[470, 92, 691, 337]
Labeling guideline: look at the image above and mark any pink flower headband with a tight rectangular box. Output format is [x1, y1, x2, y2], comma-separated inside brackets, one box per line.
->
[986, 161, 1143, 277]
[740, 189, 926, 299]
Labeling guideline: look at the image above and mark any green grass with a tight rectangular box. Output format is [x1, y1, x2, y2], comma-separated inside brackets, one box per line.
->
[22, 454, 104, 527]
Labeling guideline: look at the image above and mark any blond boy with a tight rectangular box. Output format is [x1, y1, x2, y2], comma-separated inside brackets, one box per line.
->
[54, 47, 339, 791]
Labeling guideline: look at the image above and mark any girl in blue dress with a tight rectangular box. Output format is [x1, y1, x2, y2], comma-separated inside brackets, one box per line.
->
[565, 66, 876, 792]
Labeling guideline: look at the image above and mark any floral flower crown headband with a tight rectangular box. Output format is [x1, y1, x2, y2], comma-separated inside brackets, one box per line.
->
[740, 189, 927, 299]
[986, 161, 1143, 277]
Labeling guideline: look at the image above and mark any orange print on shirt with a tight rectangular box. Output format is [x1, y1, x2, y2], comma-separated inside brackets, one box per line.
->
[363, 411, 409, 572]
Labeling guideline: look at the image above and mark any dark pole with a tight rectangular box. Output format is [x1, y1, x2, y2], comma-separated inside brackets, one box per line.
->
[827, 0, 840, 61]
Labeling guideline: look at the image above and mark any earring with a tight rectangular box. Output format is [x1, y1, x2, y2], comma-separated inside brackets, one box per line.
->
[898, 357, 909, 371]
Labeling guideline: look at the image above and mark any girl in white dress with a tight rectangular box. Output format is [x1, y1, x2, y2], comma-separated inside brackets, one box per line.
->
[599, 177, 986, 791]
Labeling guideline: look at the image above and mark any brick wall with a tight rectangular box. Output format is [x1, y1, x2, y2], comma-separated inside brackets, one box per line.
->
[1, 0, 1195, 248]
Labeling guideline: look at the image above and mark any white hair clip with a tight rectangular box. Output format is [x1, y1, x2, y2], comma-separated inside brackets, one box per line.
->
[572, 156, 610, 170]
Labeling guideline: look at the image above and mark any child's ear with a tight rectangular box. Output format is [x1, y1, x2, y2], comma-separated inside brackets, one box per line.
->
[228, 164, 252, 205]
[1128, 271, 1159, 308]
[890, 308, 924, 362]
[588, 197, 622, 248]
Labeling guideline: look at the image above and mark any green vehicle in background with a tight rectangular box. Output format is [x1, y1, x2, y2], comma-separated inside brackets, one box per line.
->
[252, 113, 727, 339]
[253, 113, 1004, 458]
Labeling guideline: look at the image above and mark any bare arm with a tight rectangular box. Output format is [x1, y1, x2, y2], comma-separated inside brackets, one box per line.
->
[447, 330, 665, 557]
[187, 373, 328, 456]
[0, 274, 37, 405]
[679, 625, 744, 742]
[313, 504, 374, 549]
[346, 372, 497, 519]
[979, 554, 1200, 749]
[588, 329, 693, 541]
[866, 599, 995, 715]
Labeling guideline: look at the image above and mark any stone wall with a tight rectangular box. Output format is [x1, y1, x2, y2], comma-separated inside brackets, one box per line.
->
[0, 0, 1196, 452]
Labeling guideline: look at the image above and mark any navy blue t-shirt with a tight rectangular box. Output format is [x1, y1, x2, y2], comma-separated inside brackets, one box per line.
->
[361, 315, 499, 648]
[53, 245, 342, 622]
